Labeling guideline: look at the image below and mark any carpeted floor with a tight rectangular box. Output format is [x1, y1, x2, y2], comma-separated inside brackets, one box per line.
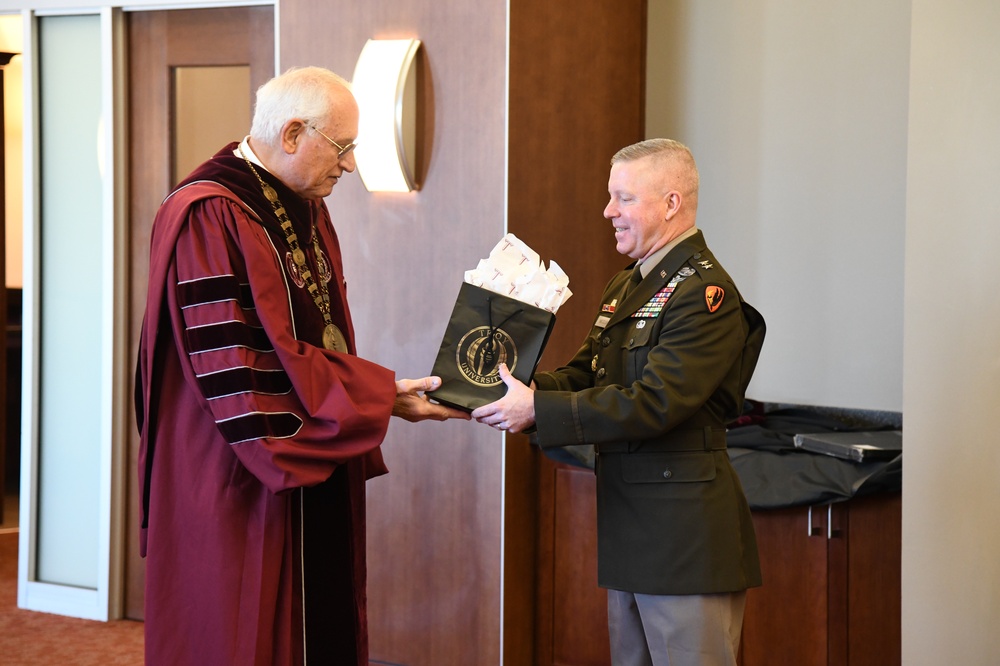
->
[0, 531, 145, 665]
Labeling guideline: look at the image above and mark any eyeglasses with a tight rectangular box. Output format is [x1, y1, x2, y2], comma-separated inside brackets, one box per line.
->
[308, 124, 357, 159]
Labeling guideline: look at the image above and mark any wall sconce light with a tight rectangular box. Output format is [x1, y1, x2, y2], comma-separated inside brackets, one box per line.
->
[352, 38, 423, 193]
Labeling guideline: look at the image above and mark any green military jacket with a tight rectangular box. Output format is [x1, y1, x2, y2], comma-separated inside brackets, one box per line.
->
[533, 231, 764, 595]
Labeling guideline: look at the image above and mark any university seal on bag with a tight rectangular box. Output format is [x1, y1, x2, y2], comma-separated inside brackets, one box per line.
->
[456, 326, 519, 387]
[427, 234, 570, 411]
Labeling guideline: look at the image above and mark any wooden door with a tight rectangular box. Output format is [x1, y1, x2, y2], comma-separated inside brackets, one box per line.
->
[740, 495, 902, 666]
[124, 5, 274, 620]
[844, 494, 902, 666]
[741, 506, 835, 665]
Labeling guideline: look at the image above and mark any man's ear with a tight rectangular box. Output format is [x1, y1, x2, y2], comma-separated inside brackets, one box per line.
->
[663, 191, 682, 222]
[280, 119, 309, 154]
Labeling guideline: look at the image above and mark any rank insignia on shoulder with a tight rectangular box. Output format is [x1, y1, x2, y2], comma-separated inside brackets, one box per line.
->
[698, 260, 714, 270]
[705, 285, 725, 313]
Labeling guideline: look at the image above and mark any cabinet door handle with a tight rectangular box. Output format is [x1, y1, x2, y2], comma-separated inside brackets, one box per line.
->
[827, 503, 843, 539]
[807, 505, 822, 537]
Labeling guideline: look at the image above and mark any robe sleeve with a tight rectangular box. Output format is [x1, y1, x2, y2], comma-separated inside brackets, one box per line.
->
[165, 196, 396, 493]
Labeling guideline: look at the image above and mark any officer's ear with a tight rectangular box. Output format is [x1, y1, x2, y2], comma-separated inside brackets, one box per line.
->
[663, 190, 682, 221]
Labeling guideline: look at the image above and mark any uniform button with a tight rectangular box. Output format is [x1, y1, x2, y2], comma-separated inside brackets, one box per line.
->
[602, 336, 611, 347]
[662, 468, 673, 479]
[596, 368, 606, 379]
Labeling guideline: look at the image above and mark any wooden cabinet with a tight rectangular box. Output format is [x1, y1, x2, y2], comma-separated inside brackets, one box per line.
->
[533, 459, 901, 666]
[740, 493, 902, 666]
[533, 462, 611, 666]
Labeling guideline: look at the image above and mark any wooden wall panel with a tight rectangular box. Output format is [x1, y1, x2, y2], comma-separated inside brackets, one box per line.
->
[280, 2, 508, 665]
[281, 0, 644, 662]
[507, 0, 646, 663]
[508, 0, 647, 371]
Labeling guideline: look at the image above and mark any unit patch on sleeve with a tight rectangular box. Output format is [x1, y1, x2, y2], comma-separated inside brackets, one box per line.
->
[705, 285, 725, 313]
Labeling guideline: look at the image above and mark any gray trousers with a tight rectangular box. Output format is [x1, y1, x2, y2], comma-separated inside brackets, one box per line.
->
[607, 589, 747, 666]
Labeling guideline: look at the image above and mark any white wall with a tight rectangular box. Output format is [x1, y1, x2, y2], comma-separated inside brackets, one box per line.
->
[903, 1, 1000, 662]
[648, 1, 1000, 662]
[646, 0, 910, 412]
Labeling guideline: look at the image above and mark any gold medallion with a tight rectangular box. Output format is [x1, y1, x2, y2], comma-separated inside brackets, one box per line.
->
[239, 143, 348, 356]
[323, 324, 348, 352]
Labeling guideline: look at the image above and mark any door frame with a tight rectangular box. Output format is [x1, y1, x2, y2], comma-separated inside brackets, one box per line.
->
[16, 1, 276, 622]
[123, 3, 276, 620]
[17, 6, 126, 622]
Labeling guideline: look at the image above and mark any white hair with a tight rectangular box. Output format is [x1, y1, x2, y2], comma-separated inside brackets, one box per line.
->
[249, 66, 351, 146]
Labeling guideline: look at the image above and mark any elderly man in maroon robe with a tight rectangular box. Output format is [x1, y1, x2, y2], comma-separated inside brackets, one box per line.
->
[135, 66, 467, 666]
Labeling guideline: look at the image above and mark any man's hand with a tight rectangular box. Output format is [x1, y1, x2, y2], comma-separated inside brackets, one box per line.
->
[471, 364, 536, 434]
[393, 376, 472, 422]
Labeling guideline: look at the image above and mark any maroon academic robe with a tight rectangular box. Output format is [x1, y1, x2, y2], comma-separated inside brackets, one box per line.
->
[135, 144, 396, 665]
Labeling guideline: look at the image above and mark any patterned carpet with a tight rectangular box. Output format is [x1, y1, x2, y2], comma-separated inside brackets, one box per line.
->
[0, 532, 145, 665]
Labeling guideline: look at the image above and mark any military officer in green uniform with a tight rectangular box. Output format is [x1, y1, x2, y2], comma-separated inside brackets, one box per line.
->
[473, 138, 765, 666]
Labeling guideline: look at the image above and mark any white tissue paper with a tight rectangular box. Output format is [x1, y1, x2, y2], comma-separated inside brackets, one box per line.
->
[463, 233, 572, 313]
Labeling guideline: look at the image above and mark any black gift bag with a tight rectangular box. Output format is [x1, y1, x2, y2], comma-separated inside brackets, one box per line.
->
[428, 282, 557, 412]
